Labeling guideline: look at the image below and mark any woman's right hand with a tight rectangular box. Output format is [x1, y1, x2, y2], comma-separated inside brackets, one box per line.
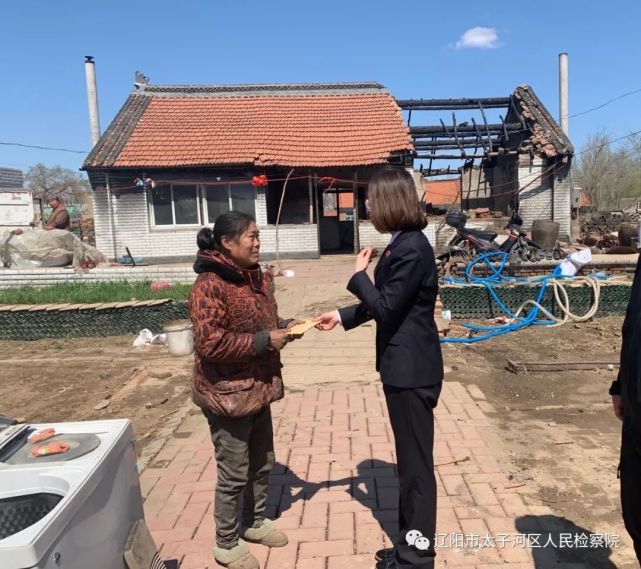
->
[315, 311, 340, 331]
[269, 329, 290, 351]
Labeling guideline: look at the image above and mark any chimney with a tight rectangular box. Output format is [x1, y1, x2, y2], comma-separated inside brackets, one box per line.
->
[84, 56, 101, 147]
[559, 53, 569, 136]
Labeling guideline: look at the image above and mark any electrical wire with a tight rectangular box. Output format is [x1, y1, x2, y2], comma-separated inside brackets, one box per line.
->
[0, 142, 88, 154]
[569, 88, 641, 119]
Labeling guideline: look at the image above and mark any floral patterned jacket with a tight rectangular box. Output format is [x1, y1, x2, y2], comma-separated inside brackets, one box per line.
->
[188, 250, 288, 418]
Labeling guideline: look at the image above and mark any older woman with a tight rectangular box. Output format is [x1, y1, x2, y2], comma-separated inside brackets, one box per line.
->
[189, 211, 297, 569]
[316, 169, 444, 569]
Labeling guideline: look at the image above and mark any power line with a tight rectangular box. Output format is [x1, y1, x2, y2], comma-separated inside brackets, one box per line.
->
[575, 129, 641, 156]
[569, 87, 641, 119]
[0, 141, 88, 154]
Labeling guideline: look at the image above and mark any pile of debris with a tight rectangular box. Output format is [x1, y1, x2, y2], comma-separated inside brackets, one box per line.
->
[578, 212, 638, 251]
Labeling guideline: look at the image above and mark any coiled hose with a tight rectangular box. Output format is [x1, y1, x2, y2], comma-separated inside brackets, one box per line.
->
[440, 252, 603, 344]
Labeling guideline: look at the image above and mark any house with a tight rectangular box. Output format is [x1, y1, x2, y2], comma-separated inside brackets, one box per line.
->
[0, 168, 34, 230]
[82, 80, 413, 262]
[402, 84, 575, 238]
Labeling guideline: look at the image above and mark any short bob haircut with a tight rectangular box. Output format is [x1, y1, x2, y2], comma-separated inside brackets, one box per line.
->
[367, 168, 427, 233]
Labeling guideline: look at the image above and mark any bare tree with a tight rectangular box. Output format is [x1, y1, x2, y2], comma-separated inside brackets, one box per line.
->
[25, 163, 91, 204]
[573, 131, 631, 211]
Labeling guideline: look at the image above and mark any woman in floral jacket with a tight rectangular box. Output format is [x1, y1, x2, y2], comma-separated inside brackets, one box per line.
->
[189, 211, 297, 569]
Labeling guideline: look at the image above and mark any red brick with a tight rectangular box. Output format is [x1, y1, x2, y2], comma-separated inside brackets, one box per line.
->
[160, 538, 206, 558]
[296, 559, 326, 569]
[468, 483, 499, 506]
[265, 541, 298, 569]
[355, 523, 384, 554]
[453, 506, 507, 520]
[441, 474, 468, 496]
[146, 512, 180, 531]
[299, 539, 353, 559]
[328, 553, 378, 569]
[178, 551, 213, 569]
[188, 491, 213, 505]
[285, 527, 326, 543]
[327, 512, 354, 541]
[302, 503, 328, 528]
[306, 490, 353, 504]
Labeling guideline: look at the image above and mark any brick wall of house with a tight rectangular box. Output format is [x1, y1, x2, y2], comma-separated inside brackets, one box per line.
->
[358, 220, 454, 253]
[93, 188, 318, 262]
[517, 157, 571, 239]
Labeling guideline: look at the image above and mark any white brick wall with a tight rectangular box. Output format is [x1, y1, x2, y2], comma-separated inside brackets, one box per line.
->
[358, 221, 454, 253]
[259, 224, 319, 258]
[255, 187, 268, 225]
[518, 157, 571, 239]
[518, 158, 552, 231]
[358, 222, 391, 249]
[93, 189, 318, 262]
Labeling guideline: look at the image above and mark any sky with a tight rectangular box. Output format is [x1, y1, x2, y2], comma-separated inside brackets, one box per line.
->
[1, 0, 640, 175]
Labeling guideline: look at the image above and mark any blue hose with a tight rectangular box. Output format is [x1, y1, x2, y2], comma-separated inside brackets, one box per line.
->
[440, 251, 564, 344]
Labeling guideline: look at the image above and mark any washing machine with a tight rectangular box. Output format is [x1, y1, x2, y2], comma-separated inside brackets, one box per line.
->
[0, 418, 145, 569]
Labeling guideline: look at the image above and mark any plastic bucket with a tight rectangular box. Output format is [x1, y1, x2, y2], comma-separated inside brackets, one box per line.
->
[164, 320, 194, 356]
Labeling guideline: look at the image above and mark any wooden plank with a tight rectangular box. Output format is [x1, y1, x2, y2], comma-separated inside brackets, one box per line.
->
[507, 358, 619, 374]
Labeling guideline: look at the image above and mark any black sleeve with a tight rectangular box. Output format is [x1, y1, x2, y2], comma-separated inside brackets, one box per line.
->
[338, 303, 373, 331]
[346, 245, 427, 325]
[615, 254, 641, 396]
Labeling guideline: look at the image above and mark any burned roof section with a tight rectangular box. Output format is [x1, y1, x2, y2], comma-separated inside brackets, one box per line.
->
[398, 84, 573, 167]
[511, 84, 574, 158]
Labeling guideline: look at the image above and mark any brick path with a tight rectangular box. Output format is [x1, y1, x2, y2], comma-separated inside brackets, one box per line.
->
[139, 380, 555, 569]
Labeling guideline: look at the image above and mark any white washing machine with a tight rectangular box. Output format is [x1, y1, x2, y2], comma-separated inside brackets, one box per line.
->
[0, 418, 144, 569]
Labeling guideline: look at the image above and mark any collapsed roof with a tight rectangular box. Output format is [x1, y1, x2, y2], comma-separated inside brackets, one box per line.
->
[398, 84, 573, 168]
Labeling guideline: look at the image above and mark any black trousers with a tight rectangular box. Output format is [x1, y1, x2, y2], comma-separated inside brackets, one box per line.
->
[384, 383, 442, 569]
[620, 423, 641, 563]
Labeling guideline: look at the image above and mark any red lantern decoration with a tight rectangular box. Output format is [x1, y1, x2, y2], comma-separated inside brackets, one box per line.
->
[252, 175, 268, 187]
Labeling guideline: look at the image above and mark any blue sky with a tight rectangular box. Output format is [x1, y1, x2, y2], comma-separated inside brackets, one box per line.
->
[1, 0, 639, 174]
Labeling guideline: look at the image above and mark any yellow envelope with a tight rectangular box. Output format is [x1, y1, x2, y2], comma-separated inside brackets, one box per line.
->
[286, 320, 317, 337]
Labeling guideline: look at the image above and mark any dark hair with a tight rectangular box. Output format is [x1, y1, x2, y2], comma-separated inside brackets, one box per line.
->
[367, 168, 427, 233]
[197, 211, 256, 252]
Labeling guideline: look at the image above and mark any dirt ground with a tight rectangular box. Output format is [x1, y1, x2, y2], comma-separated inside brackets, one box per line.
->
[0, 336, 194, 465]
[443, 316, 632, 566]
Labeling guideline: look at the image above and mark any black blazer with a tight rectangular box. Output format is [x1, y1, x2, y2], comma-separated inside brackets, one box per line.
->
[339, 230, 444, 389]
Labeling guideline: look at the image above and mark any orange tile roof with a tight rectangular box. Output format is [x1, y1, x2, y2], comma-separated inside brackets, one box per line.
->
[85, 84, 413, 169]
[423, 179, 461, 206]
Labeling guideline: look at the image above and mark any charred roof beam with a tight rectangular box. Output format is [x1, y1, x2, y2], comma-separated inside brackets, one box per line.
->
[410, 123, 521, 135]
[397, 97, 510, 110]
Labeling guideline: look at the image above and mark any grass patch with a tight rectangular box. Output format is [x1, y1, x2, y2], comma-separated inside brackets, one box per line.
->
[0, 281, 192, 305]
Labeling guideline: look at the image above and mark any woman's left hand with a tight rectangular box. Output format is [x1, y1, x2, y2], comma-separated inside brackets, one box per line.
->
[355, 247, 374, 272]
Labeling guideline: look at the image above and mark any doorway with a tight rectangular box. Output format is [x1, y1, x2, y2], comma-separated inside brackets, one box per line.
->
[318, 186, 355, 253]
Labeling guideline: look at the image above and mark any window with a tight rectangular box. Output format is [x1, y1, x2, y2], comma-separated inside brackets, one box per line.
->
[205, 186, 229, 224]
[231, 184, 256, 216]
[203, 184, 256, 224]
[149, 182, 256, 228]
[151, 184, 200, 226]
[266, 179, 311, 224]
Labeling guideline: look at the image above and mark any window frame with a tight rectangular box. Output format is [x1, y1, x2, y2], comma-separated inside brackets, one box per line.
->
[201, 183, 256, 224]
[149, 183, 202, 229]
[148, 181, 257, 229]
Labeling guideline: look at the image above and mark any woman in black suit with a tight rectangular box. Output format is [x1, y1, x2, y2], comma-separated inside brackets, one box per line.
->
[316, 168, 444, 569]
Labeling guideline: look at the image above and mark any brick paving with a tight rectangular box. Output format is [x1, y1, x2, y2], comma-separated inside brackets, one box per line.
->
[139, 380, 556, 569]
